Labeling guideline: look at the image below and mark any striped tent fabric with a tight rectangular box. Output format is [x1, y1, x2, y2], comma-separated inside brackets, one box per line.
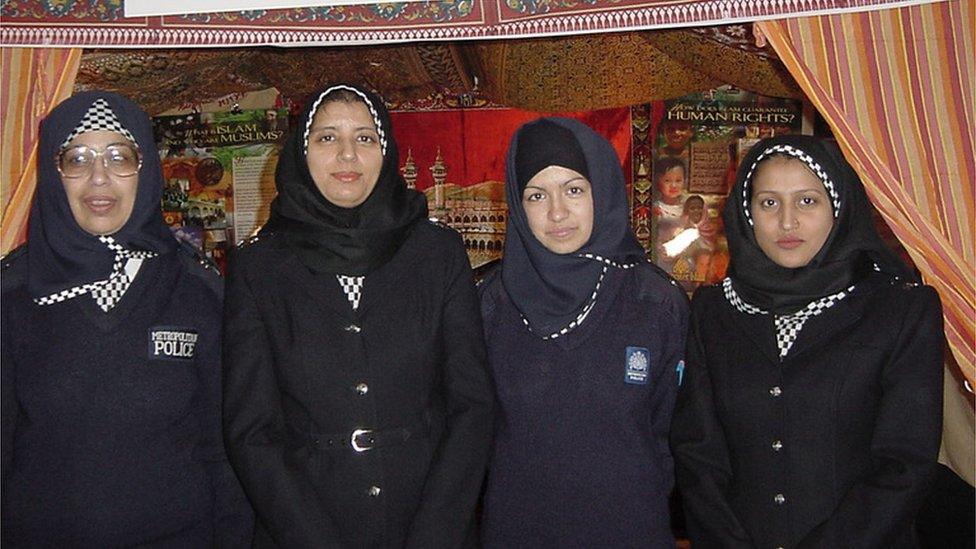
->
[757, 0, 975, 484]
[1, 47, 83, 255]
[757, 0, 974, 386]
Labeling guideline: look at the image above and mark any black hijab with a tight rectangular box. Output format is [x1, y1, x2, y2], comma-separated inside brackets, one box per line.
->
[263, 83, 428, 275]
[27, 91, 177, 300]
[502, 117, 646, 336]
[723, 135, 913, 314]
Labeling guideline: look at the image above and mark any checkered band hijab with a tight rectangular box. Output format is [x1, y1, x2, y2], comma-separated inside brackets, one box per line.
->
[723, 277, 852, 358]
[721, 135, 914, 315]
[740, 143, 841, 227]
[27, 91, 177, 303]
[302, 85, 387, 156]
[60, 99, 136, 148]
[263, 82, 428, 276]
[33, 236, 157, 311]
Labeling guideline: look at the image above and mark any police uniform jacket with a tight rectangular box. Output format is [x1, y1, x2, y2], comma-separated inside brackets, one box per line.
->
[222, 221, 494, 548]
[2, 246, 252, 548]
[671, 272, 944, 549]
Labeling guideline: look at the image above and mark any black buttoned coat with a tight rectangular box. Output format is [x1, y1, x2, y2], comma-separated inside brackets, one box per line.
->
[671, 273, 944, 549]
[222, 221, 494, 548]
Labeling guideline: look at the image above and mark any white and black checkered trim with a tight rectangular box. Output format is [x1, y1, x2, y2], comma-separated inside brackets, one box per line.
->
[33, 236, 156, 311]
[521, 254, 644, 340]
[336, 274, 365, 310]
[741, 144, 841, 227]
[61, 99, 136, 148]
[521, 265, 607, 340]
[722, 277, 852, 358]
[578, 253, 642, 270]
[303, 85, 387, 156]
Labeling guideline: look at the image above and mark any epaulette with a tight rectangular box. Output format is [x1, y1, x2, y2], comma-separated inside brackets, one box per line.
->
[236, 233, 264, 248]
[890, 278, 921, 289]
[178, 241, 220, 275]
[176, 241, 223, 300]
[631, 259, 691, 306]
[643, 258, 686, 290]
[427, 219, 457, 233]
[476, 262, 504, 330]
[475, 260, 501, 289]
[1, 244, 27, 271]
[1, 245, 28, 293]
[883, 273, 921, 289]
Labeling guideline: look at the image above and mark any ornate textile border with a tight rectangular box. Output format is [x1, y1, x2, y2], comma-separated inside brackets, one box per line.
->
[1, 0, 942, 46]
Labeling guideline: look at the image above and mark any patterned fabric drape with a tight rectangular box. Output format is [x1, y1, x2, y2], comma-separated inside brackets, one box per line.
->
[1, 47, 82, 255]
[756, 0, 975, 483]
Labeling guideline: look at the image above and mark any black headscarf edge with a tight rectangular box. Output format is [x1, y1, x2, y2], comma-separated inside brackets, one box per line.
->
[723, 135, 913, 313]
[263, 83, 428, 275]
[501, 116, 645, 335]
[28, 90, 177, 299]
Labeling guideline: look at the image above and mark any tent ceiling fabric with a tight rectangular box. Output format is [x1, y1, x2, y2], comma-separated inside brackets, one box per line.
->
[644, 29, 801, 99]
[473, 32, 723, 111]
[74, 27, 799, 113]
[1, 0, 936, 47]
[74, 45, 471, 114]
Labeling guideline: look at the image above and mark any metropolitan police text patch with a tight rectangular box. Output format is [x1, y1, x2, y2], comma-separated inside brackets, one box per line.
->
[625, 346, 650, 385]
[148, 327, 198, 361]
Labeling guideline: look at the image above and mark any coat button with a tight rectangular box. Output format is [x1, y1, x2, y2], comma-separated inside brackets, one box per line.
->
[769, 386, 782, 397]
[774, 493, 786, 505]
[368, 485, 381, 497]
[771, 440, 783, 452]
[355, 382, 369, 395]
[344, 324, 362, 333]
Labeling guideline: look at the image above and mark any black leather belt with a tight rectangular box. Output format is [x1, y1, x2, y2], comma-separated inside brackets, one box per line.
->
[305, 419, 427, 453]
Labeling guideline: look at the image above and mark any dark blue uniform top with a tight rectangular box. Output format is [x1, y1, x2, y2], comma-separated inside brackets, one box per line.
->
[1, 247, 252, 548]
[479, 264, 688, 548]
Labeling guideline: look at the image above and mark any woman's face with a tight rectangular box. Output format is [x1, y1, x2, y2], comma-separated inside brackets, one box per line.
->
[658, 166, 685, 202]
[306, 100, 383, 208]
[750, 156, 834, 268]
[59, 130, 140, 236]
[522, 165, 594, 254]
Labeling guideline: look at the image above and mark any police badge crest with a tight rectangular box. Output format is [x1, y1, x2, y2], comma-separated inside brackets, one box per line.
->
[625, 346, 650, 385]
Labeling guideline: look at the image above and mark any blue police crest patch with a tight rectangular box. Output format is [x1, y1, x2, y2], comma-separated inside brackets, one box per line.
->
[625, 346, 650, 385]
[149, 327, 198, 361]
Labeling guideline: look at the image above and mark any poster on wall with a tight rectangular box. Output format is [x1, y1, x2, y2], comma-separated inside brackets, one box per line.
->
[153, 103, 286, 271]
[390, 101, 632, 269]
[646, 86, 806, 293]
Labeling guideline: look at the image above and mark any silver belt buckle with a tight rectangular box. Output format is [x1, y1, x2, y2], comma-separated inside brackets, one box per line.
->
[351, 428, 374, 452]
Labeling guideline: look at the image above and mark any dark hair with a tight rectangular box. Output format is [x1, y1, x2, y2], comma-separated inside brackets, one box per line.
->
[310, 88, 370, 123]
[321, 88, 366, 105]
[653, 156, 687, 182]
[684, 194, 705, 207]
[747, 153, 821, 203]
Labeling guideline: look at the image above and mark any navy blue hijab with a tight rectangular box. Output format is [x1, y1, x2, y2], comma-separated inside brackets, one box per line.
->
[27, 91, 177, 300]
[502, 117, 646, 336]
[723, 135, 914, 314]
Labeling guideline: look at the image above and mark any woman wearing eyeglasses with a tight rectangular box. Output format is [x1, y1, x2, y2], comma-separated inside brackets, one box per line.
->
[1, 91, 252, 547]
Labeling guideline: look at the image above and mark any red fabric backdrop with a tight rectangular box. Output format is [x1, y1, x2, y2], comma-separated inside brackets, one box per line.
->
[390, 108, 633, 190]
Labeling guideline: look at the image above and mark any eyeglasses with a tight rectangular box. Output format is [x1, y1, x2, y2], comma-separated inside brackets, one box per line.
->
[57, 143, 142, 179]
